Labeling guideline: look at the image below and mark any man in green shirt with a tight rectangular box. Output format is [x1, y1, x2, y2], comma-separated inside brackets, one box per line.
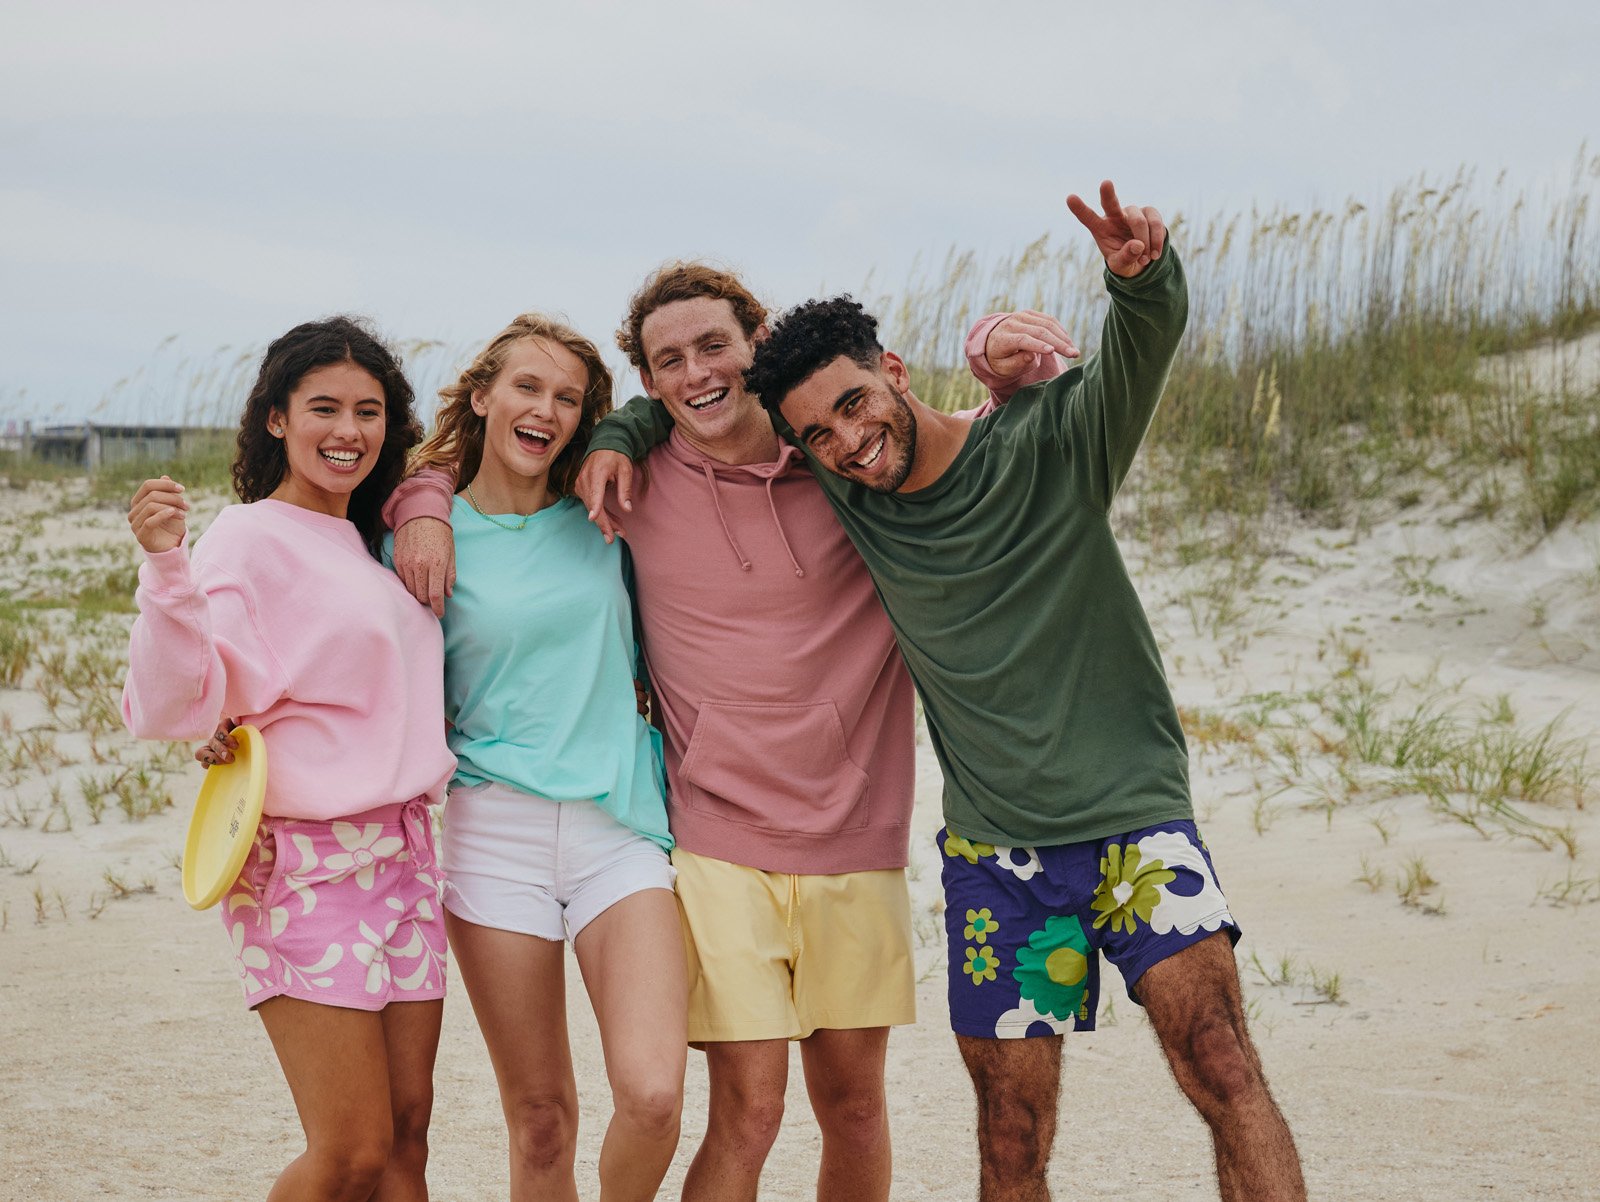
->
[740, 182, 1306, 1202]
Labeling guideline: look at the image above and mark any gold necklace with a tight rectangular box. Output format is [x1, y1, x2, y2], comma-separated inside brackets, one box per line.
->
[465, 483, 533, 531]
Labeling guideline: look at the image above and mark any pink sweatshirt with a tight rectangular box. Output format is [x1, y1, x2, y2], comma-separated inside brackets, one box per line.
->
[380, 315, 1065, 873]
[122, 500, 456, 820]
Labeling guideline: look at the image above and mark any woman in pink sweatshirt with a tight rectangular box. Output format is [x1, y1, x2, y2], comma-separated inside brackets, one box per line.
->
[122, 317, 456, 1202]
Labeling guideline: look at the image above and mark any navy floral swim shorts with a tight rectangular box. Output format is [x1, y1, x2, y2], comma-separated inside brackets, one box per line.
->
[940, 819, 1239, 1038]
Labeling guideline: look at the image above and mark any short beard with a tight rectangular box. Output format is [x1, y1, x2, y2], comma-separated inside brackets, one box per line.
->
[861, 388, 917, 494]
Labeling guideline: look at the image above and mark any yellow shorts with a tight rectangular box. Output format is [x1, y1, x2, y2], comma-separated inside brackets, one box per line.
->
[672, 847, 917, 1042]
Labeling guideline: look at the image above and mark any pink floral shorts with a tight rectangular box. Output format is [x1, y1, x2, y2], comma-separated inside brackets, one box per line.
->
[221, 798, 448, 1011]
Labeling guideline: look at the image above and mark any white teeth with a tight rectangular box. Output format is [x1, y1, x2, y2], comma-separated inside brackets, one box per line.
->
[321, 449, 359, 463]
[688, 388, 727, 410]
[855, 433, 885, 469]
[514, 426, 552, 442]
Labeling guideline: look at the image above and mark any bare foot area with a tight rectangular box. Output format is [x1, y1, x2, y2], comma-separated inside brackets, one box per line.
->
[2, 474, 1596, 1200]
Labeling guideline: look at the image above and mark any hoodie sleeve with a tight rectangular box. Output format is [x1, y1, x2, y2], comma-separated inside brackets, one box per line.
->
[121, 544, 292, 741]
[957, 313, 1069, 418]
[587, 394, 676, 462]
[381, 466, 457, 531]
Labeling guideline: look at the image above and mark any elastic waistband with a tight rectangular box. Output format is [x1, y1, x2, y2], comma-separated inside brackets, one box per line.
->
[267, 796, 431, 826]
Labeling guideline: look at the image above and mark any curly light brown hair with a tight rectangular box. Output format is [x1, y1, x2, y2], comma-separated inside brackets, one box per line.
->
[408, 315, 614, 499]
[615, 262, 769, 373]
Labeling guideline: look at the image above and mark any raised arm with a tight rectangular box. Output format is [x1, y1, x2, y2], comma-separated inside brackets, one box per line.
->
[121, 483, 289, 740]
[1038, 182, 1184, 509]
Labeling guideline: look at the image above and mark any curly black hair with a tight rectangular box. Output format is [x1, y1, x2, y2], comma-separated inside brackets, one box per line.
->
[743, 294, 884, 413]
[232, 316, 422, 559]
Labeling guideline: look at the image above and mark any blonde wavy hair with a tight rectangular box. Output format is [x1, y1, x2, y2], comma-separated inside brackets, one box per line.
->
[409, 314, 614, 498]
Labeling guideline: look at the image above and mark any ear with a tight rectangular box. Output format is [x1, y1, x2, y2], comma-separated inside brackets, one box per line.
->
[751, 322, 771, 346]
[880, 350, 911, 392]
[267, 407, 287, 438]
[639, 369, 661, 401]
[470, 388, 488, 418]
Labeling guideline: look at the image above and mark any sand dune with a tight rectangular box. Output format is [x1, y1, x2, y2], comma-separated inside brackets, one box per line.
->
[2, 474, 1596, 1200]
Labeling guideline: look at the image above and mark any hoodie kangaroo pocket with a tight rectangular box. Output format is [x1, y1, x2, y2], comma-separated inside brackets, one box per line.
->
[679, 700, 870, 834]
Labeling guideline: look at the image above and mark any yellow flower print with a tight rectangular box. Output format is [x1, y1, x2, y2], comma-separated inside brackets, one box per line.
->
[944, 832, 996, 863]
[1090, 842, 1177, 934]
[964, 907, 999, 944]
[963, 945, 1000, 985]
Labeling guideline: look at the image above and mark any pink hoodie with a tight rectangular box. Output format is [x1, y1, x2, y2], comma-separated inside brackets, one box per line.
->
[381, 314, 1063, 872]
[122, 500, 456, 820]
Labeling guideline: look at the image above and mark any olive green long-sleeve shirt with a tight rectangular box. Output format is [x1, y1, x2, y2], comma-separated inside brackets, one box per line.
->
[590, 250, 1191, 847]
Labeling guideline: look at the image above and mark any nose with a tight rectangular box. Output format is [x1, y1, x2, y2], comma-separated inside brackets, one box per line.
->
[332, 410, 360, 440]
[684, 350, 712, 384]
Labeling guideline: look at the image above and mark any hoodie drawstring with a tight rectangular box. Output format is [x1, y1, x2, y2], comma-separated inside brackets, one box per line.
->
[700, 461, 752, 571]
[764, 476, 805, 578]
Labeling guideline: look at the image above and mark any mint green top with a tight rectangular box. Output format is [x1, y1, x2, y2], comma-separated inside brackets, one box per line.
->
[589, 252, 1190, 848]
[386, 495, 671, 849]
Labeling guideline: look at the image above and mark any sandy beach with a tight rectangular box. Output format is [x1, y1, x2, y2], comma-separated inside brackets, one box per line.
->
[2, 455, 1597, 1200]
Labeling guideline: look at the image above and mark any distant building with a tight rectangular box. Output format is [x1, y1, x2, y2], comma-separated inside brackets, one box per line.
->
[15, 422, 231, 470]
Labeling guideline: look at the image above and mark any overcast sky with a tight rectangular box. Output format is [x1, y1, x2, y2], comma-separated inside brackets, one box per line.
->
[2, 0, 1595, 423]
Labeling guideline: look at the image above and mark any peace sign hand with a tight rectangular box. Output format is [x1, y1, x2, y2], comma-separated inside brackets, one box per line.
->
[1066, 180, 1167, 279]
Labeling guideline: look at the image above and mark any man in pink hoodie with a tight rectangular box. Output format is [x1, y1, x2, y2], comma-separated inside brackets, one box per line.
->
[387, 266, 1073, 1201]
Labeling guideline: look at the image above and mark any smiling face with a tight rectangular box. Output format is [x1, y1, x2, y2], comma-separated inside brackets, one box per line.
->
[268, 360, 387, 516]
[781, 352, 920, 493]
[472, 336, 587, 486]
[638, 296, 765, 449]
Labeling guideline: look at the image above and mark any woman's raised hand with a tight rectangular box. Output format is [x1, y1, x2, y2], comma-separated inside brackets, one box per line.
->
[128, 476, 189, 554]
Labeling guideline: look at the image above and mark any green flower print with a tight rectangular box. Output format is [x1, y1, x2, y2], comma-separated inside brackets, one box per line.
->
[963, 944, 1000, 985]
[964, 908, 999, 944]
[1090, 842, 1177, 934]
[1013, 916, 1091, 1021]
[944, 832, 996, 864]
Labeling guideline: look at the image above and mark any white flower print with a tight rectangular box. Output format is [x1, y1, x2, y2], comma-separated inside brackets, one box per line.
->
[229, 920, 272, 995]
[325, 822, 406, 891]
[992, 845, 1043, 882]
[1137, 831, 1232, 936]
[352, 918, 401, 994]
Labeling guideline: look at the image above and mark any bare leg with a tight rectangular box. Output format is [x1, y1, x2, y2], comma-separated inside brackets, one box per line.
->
[574, 888, 688, 1202]
[258, 997, 396, 1202]
[446, 912, 579, 1202]
[1137, 932, 1306, 1202]
[373, 999, 443, 1201]
[956, 1034, 1061, 1202]
[680, 1040, 789, 1202]
[798, 1026, 891, 1202]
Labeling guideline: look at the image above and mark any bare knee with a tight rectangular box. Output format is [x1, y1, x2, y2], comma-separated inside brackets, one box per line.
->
[1170, 1007, 1262, 1114]
[390, 1088, 434, 1169]
[976, 1088, 1052, 1181]
[813, 1081, 887, 1145]
[613, 1078, 683, 1143]
[308, 1127, 393, 1197]
[507, 1093, 578, 1172]
[712, 1088, 785, 1155]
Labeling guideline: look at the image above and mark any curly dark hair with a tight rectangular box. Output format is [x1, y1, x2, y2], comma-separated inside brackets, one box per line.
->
[743, 295, 884, 414]
[231, 316, 422, 558]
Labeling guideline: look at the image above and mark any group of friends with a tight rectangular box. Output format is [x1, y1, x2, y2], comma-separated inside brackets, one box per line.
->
[121, 182, 1306, 1202]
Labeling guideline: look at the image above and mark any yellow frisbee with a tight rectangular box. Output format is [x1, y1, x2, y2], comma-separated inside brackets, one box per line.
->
[182, 724, 268, 910]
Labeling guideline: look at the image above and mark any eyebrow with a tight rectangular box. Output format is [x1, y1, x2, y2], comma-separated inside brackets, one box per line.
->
[650, 328, 735, 366]
[798, 386, 865, 443]
[305, 394, 383, 406]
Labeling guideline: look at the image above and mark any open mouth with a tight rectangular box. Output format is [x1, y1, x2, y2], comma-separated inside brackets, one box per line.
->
[848, 431, 886, 472]
[514, 425, 555, 453]
[319, 448, 362, 471]
[686, 387, 728, 411]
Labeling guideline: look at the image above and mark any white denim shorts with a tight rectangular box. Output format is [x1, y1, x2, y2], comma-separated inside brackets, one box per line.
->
[440, 781, 675, 942]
